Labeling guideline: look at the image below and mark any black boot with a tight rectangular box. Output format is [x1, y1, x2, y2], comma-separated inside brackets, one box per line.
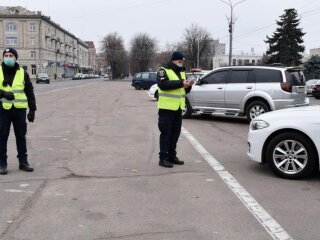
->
[169, 157, 184, 165]
[0, 166, 8, 175]
[159, 159, 173, 168]
[19, 161, 34, 172]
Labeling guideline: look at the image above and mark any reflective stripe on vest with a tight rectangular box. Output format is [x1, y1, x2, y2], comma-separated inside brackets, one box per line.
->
[0, 66, 28, 110]
[157, 68, 186, 110]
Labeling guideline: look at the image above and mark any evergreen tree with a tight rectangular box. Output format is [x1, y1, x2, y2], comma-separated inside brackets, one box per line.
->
[265, 8, 305, 66]
[304, 55, 320, 79]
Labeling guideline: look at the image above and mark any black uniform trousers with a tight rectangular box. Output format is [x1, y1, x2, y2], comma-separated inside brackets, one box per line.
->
[0, 108, 27, 167]
[158, 108, 182, 161]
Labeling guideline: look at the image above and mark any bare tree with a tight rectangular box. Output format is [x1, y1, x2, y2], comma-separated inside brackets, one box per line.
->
[101, 32, 126, 79]
[181, 24, 213, 70]
[130, 33, 157, 73]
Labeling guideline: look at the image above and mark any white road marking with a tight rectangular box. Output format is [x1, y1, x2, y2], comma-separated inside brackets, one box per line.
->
[4, 189, 33, 194]
[35, 82, 97, 96]
[181, 127, 293, 240]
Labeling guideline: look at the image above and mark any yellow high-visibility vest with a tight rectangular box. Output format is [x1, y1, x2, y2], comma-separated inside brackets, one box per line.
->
[0, 66, 28, 110]
[157, 68, 186, 110]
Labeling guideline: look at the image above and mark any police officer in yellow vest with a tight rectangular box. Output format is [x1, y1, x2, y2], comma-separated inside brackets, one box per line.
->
[0, 48, 37, 175]
[157, 51, 194, 168]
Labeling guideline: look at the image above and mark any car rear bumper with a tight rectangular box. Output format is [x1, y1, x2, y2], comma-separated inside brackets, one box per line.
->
[273, 97, 309, 110]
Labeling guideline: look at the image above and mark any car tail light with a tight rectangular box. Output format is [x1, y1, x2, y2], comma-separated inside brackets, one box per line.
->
[281, 82, 292, 93]
[312, 85, 317, 92]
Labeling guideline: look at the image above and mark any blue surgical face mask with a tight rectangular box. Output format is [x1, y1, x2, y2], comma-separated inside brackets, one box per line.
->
[3, 57, 15, 68]
[175, 63, 183, 68]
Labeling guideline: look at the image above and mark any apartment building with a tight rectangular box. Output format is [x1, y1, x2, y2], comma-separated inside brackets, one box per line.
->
[0, 6, 91, 79]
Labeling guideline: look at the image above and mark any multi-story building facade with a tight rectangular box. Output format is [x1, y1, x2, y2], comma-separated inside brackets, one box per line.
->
[85, 41, 96, 72]
[0, 6, 90, 79]
[310, 48, 320, 56]
[213, 49, 262, 68]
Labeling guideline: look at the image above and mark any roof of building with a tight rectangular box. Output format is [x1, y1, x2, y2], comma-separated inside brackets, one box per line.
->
[85, 41, 95, 49]
[0, 6, 91, 49]
[0, 6, 35, 15]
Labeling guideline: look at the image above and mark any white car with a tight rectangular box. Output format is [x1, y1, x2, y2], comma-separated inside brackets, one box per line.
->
[247, 105, 320, 179]
[306, 79, 320, 94]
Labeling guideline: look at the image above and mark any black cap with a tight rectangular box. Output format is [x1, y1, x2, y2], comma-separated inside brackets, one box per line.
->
[171, 51, 185, 61]
[3, 48, 18, 59]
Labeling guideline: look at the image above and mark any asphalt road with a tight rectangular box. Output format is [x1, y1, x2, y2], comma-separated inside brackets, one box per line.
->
[0, 78, 319, 240]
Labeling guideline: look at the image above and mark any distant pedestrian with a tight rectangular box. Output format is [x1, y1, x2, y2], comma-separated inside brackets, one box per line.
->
[0, 48, 37, 175]
[157, 51, 195, 168]
[54, 73, 57, 80]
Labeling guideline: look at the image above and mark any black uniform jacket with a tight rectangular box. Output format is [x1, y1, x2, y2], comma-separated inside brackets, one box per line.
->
[0, 62, 37, 111]
[157, 62, 192, 94]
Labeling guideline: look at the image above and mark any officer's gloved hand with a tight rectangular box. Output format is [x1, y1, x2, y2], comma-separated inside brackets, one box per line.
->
[27, 110, 35, 123]
[2, 91, 15, 100]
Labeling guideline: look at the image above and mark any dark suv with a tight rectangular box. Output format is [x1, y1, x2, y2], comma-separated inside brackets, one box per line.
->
[131, 72, 157, 90]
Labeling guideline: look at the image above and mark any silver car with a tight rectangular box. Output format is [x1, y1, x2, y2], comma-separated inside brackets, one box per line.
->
[306, 79, 320, 94]
[184, 66, 309, 121]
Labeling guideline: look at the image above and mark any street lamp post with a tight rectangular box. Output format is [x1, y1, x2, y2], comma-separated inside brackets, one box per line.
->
[197, 37, 200, 69]
[219, 0, 247, 66]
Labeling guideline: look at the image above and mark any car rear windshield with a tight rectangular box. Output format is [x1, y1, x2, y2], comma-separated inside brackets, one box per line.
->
[285, 70, 306, 86]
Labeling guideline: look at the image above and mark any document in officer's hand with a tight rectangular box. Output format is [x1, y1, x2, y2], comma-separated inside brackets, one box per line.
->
[187, 79, 195, 86]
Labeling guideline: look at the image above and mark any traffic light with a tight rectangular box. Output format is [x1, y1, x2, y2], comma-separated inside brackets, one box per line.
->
[228, 23, 232, 33]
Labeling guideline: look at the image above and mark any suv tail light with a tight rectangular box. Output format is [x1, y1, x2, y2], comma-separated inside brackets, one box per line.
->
[281, 82, 292, 93]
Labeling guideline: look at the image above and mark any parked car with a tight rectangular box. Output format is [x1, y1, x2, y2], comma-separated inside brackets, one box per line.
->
[247, 105, 320, 179]
[186, 69, 210, 82]
[306, 79, 320, 94]
[36, 73, 50, 84]
[72, 73, 85, 80]
[131, 72, 157, 90]
[184, 66, 309, 121]
[311, 82, 320, 99]
[148, 70, 209, 101]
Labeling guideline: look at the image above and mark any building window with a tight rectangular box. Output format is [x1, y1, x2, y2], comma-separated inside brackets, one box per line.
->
[31, 65, 37, 75]
[6, 23, 17, 32]
[30, 22, 36, 32]
[30, 37, 35, 45]
[233, 59, 236, 66]
[5, 37, 18, 45]
[31, 51, 36, 59]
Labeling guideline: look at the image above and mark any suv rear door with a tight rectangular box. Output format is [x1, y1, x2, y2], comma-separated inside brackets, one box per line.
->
[225, 69, 254, 109]
[191, 69, 228, 108]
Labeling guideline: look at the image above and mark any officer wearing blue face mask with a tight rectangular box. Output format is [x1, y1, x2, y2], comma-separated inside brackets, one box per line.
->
[0, 48, 37, 175]
[156, 51, 195, 168]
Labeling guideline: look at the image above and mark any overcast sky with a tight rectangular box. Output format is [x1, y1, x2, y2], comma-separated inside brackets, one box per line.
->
[2, 0, 320, 55]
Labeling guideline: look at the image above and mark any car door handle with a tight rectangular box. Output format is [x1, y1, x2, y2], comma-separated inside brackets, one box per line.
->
[217, 87, 223, 90]
[246, 86, 253, 89]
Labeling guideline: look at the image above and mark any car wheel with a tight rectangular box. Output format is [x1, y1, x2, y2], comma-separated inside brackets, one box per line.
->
[46, 80, 50, 84]
[316, 96, 320, 99]
[266, 132, 316, 179]
[246, 101, 270, 122]
[182, 98, 192, 119]
[134, 83, 142, 90]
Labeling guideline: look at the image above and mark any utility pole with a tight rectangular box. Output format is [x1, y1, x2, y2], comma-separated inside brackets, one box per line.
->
[197, 37, 200, 68]
[219, 0, 247, 66]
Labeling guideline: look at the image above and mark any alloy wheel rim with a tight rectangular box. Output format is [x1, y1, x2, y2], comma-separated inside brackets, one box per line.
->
[250, 105, 265, 120]
[272, 140, 308, 175]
